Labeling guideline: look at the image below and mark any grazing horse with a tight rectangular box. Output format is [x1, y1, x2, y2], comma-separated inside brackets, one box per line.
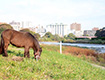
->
[0, 29, 42, 60]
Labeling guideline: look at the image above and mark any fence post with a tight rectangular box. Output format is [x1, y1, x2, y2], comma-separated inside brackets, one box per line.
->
[60, 41, 62, 54]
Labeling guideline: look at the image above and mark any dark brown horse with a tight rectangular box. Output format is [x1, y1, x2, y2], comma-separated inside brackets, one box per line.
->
[0, 29, 42, 60]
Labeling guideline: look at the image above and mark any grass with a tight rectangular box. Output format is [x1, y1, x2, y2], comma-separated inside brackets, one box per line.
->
[0, 45, 105, 80]
[43, 44, 105, 67]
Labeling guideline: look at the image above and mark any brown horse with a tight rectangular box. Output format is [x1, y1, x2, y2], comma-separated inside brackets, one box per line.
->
[0, 29, 42, 60]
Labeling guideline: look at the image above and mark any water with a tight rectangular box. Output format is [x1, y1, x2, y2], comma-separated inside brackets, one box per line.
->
[40, 42, 105, 53]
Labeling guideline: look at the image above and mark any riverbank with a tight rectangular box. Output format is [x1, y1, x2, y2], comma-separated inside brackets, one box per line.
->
[40, 41, 105, 53]
[0, 45, 105, 79]
[63, 39, 105, 44]
[40, 39, 105, 44]
[41, 44, 105, 67]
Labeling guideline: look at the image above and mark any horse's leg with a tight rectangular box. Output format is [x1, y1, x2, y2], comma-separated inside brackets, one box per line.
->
[0, 38, 4, 54]
[33, 47, 37, 59]
[27, 50, 30, 58]
[24, 47, 30, 58]
[24, 48, 27, 57]
[3, 41, 9, 57]
[0, 46, 3, 54]
[26, 48, 30, 58]
[33, 49, 36, 59]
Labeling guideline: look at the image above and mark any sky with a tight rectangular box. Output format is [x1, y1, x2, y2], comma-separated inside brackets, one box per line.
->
[0, 0, 105, 30]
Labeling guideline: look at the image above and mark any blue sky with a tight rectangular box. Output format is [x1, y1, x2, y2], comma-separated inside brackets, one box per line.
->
[0, 0, 105, 30]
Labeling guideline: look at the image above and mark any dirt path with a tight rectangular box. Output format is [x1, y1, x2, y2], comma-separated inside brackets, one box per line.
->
[90, 63, 105, 70]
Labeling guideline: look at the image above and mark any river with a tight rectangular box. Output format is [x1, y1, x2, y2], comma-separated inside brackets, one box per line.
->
[40, 42, 105, 53]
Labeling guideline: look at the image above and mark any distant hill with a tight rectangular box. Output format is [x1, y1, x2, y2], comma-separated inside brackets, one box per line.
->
[0, 24, 13, 34]
[0, 24, 13, 29]
[20, 28, 40, 40]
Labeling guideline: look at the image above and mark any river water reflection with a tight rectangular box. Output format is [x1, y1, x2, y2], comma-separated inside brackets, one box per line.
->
[40, 42, 105, 53]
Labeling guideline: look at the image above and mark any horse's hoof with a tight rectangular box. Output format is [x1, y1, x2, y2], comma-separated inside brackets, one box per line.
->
[3, 54, 8, 57]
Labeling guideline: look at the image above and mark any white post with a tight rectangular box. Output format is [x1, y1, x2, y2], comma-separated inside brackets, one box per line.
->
[60, 41, 62, 54]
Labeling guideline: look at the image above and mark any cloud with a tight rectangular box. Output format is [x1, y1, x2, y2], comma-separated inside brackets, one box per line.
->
[0, 0, 105, 29]
[27, 0, 105, 18]
[2, 0, 105, 18]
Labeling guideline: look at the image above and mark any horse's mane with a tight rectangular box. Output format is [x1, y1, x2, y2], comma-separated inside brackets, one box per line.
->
[27, 32, 40, 50]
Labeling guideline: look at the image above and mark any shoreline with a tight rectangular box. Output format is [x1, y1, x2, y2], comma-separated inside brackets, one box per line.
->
[40, 41, 105, 45]
[62, 41, 105, 45]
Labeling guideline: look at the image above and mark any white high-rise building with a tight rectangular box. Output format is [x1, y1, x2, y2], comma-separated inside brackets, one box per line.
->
[9, 21, 21, 31]
[46, 23, 67, 37]
[21, 21, 32, 28]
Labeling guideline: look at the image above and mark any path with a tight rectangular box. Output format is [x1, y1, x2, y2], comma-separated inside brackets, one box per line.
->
[90, 63, 105, 70]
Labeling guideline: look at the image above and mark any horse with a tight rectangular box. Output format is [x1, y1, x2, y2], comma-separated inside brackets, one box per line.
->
[0, 29, 42, 60]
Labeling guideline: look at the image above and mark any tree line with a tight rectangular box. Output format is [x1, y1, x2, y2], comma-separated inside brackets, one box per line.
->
[95, 27, 105, 40]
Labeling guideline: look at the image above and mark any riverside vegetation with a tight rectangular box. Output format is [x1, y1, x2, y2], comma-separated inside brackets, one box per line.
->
[43, 45, 105, 67]
[0, 44, 105, 80]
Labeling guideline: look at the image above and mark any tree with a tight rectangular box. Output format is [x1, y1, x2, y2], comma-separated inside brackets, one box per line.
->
[42, 32, 64, 41]
[95, 28, 105, 38]
[0, 23, 13, 34]
[65, 33, 76, 40]
[53, 34, 63, 41]
[43, 32, 54, 39]
[0, 24, 13, 29]
[34, 33, 40, 40]
[0, 28, 6, 34]
[20, 28, 40, 40]
[20, 28, 35, 35]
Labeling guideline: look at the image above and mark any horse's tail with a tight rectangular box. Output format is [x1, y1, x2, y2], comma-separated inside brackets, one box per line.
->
[0, 35, 4, 54]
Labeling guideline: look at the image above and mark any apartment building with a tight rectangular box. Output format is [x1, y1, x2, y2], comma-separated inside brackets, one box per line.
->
[84, 30, 96, 36]
[9, 21, 21, 31]
[46, 23, 67, 37]
[70, 22, 81, 31]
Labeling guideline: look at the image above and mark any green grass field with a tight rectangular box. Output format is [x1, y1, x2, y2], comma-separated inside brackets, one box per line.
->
[0, 45, 105, 80]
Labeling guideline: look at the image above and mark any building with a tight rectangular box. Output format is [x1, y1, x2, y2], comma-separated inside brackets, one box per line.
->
[83, 27, 99, 37]
[34, 26, 46, 37]
[28, 27, 36, 32]
[76, 36, 97, 39]
[9, 21, 33, 31]
[74, 30, 83, 37]
[84, 30, 96, 36]
[21, 21, 32, 28]
[70, 30, 83, 37]
[9, 21, 21, 31]
[70, 22, 81, 31]
[46, 23, 67, 37]
[70, 23, 83, 37]
[0, 22, 5, 25]
[92, 27, 99, 31]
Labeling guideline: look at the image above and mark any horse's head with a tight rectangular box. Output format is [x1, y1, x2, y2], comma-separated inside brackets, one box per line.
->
[34, 47, 42, 60]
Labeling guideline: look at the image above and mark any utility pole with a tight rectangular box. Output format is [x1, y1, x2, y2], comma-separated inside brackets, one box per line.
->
[60, 41, 62, 54]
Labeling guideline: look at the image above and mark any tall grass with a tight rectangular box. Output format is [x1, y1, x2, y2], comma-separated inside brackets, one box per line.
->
[43, 45, 105, 67]
[0, 45, 105, 79]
